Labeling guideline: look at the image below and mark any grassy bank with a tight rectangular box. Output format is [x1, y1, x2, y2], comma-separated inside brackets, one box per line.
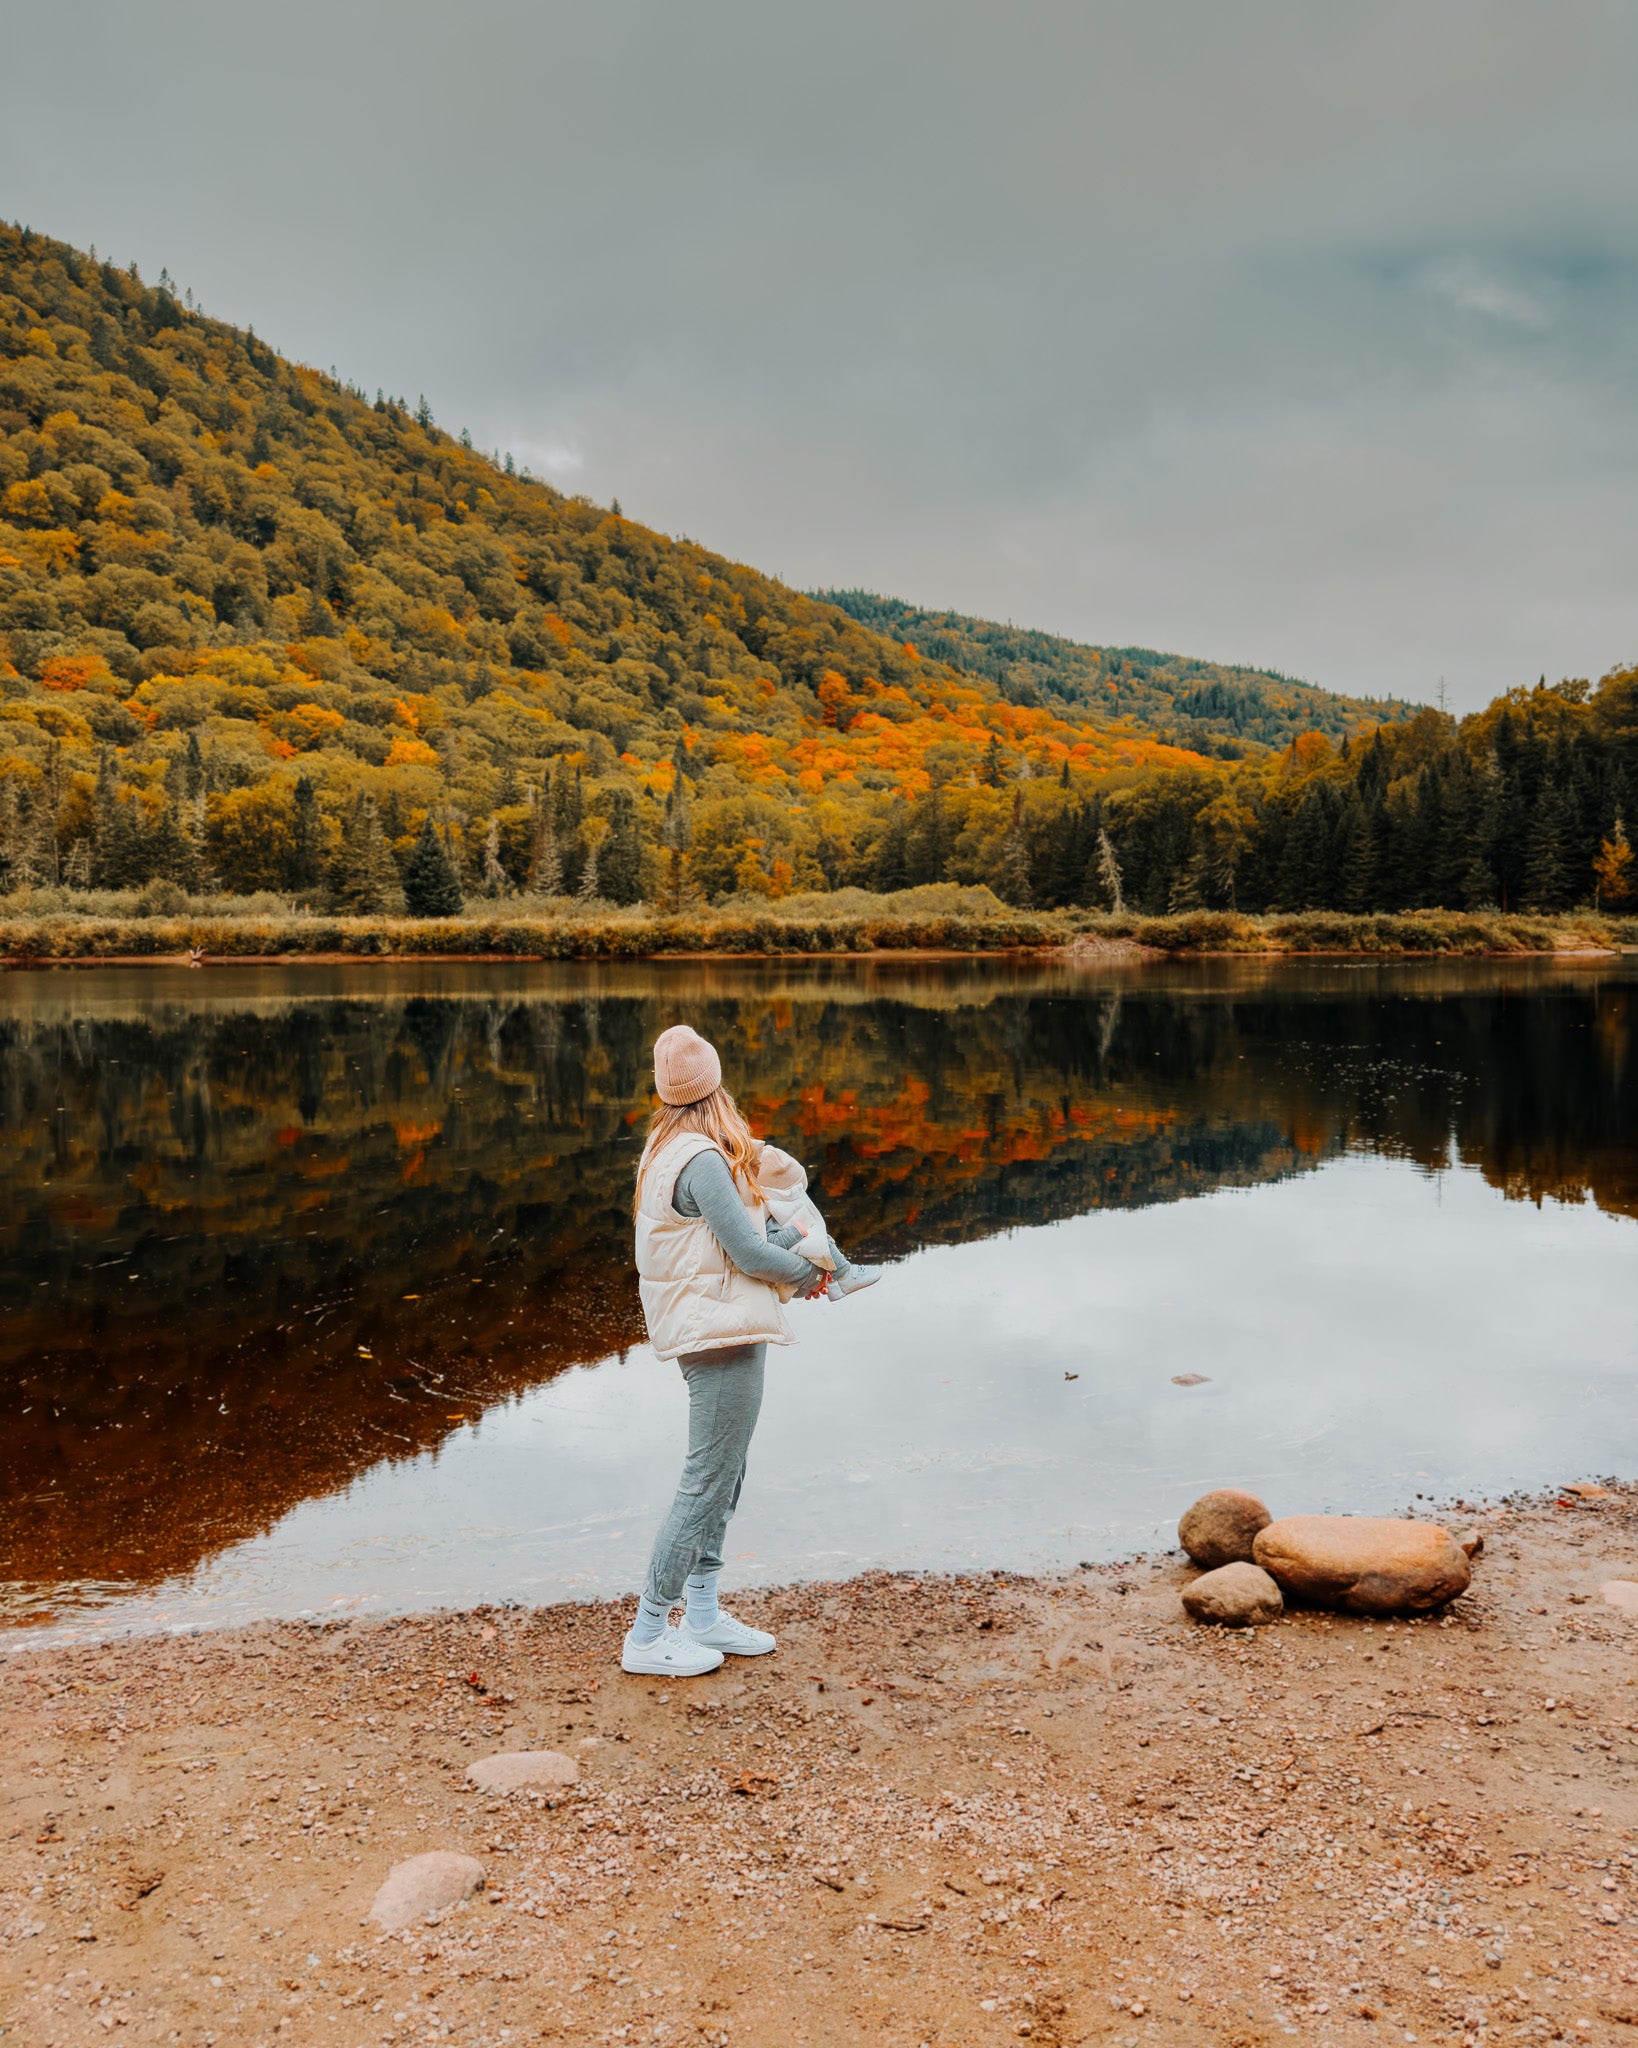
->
[0, 890, 1633, 962]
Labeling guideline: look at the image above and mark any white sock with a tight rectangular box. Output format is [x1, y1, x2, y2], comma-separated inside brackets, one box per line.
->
[630, 1593, 671, 1646]
[684, 1572, 720, 1631]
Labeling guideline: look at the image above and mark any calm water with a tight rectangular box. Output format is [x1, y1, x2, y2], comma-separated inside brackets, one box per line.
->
[2, 954, 1634, 1645]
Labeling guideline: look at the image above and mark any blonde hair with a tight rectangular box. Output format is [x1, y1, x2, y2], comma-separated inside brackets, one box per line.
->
[633, 1085, 765, 1216]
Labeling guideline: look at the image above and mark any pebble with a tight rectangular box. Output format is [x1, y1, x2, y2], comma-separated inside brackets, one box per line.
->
[1181, 1562, 1284, 1628]
[1178, 1489, 1273, 1569]
[466, 1749, 579, 1793]
[1253, 1515, 1470, 1614]
[368, 1851, 486, 1931]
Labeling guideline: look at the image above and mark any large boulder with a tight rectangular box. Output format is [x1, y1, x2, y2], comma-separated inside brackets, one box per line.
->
[1178, 1489, 1273, 1568]
[369, 1852, 486, 1930]
[467, 1750, 579, 1794]
[1182, 1562, 1284, 1628]
[1253, 1516, 1471, 1615]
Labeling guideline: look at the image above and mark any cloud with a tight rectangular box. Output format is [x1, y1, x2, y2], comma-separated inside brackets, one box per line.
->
[4, 0, 1637, 708]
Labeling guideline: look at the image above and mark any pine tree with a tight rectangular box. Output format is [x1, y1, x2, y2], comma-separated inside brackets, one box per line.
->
[90, 751, 144, 889]
[552, 760, 585, 895]
[997, 791, 1032, 906]
[874, 804, 910, 892]
[0, 781, 25, 893]
[598, 790, 643, 905]
[331, 794, 406, 913]
[577, 816, 611, 901]
[908, 782, 954, 885]
[1336, 792, 1377, 911]
[529, 785, 564, 896]
[1091, 828, 1124, 913]
[982, 735, 1005, 788]
[146, 800, 200, 889]
[479, 817, 510, 898]
[403, 815, 464, 916]
[184, 729, 205, 799]
[1523, 783, 1570, 910]
[289, 775, 324, 893]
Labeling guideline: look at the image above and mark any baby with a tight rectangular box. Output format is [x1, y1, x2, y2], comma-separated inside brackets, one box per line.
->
[758, 1145, 881, 1301]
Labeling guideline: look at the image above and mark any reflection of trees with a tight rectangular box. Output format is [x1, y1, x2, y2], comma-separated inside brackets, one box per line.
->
[0, 960, 1630, 1603]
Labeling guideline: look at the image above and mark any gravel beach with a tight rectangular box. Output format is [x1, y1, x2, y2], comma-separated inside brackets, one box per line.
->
[5, 1490, 1637, 2047]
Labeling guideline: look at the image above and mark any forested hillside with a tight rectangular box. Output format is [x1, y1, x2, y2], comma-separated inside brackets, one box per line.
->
[0, 225, 1218, 913]
[0, 222, 1632, 920]
[817, 589, 1404, 750]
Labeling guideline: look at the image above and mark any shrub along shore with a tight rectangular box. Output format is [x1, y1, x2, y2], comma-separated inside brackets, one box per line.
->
[0, 896, 1633, 963]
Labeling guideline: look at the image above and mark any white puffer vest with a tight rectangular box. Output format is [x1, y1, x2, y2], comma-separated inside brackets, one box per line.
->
[635, 1133, 798, 1362]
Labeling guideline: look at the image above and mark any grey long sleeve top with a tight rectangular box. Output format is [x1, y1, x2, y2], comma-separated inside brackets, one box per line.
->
[674, 1150, 823, 1291]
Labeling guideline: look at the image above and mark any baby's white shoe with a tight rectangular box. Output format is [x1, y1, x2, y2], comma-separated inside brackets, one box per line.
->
[826, 1264, 882, 1301]
[620, 1626, 724, 1677]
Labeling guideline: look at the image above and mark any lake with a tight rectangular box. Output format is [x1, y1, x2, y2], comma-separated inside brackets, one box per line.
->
[2, 953, 1634, 1646]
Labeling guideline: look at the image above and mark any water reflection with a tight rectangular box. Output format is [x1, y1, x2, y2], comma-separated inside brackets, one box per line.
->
[0, 956, 1632, 1627]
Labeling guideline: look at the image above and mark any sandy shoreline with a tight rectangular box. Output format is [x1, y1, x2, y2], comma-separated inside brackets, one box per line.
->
[5, 1491, 1637, 2047]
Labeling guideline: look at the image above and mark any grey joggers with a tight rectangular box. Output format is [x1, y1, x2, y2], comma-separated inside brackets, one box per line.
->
[641, 1343, 766, 1608]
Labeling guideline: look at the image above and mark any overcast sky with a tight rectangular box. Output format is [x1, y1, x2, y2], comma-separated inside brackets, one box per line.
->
[6, 2, 1637, 709]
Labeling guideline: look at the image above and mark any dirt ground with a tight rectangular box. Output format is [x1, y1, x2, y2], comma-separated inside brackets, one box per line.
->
[5, 1490, 1638, 2048]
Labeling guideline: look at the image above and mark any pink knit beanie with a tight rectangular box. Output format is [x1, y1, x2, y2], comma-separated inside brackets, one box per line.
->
[653, 1024, 722, 1106]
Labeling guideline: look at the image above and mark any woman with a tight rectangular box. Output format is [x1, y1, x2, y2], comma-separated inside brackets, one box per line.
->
[624, 1024, 826, 1678]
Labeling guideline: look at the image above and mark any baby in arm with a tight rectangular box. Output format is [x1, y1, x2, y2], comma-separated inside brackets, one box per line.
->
[758, 1145, 882, 1301]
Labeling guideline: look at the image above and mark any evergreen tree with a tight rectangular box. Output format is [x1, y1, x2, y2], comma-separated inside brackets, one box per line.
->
[289, 775, 324, 893]
[331, 794, 406, 913]
[874, 804, 910, 892]
[184, 728, 205, 798]
[146, 800, 201, 890]
[908, 782, 954, 885]
[552, 760, 585, 894]
[403, 815, 465, 916]
[598, 790, 643, 905]
[577, 816, 611, 901]
[982, 735, 1005, 787]
[997, 791, 1032, 906]
[1336, 791, 1377, 911]
[1091, 828, 1124, 913]
[529, 784, 564, 895]
[90, 751, 144, 889]
[1276, 786, 1330, 909]
[1522, 783, 1570, 910]
[479, 817, 510, 898]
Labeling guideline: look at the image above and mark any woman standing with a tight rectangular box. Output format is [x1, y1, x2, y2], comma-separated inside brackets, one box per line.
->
[623, 1025, 825, 1678]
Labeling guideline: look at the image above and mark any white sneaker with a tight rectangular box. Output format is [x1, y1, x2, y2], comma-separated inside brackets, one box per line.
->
[620, 1625, 724, 1677]
[826, 1264, 882, 1301]
[679, 1611, 777, 1657]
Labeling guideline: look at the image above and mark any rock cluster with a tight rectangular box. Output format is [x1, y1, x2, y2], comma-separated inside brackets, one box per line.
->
[1253, 1515, 1470, 1615]
[1177, 1488, 1272, 1568]
[1178, 1491, 1473, 1623]
[1180, 1561, 1283, 1627]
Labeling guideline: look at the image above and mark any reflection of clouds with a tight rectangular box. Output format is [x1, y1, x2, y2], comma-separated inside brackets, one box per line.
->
[27, 1150, 1628, 1646]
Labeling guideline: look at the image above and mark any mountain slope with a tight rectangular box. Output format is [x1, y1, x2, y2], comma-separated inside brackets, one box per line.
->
[0, 223, 1250, 904]
[816, 589, 1407, 751]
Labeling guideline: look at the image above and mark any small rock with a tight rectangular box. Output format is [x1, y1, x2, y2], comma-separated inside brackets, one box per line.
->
[369, 1852, 486, 1931]
[1181, 1562, 1283, 1628]
[1171, 1373, 1211, 1387]
[465, 1750, 579, 1794]
[1178, 1488, 1273, 1568]
[1253, 1516, 1470, 1615]
[1601, 1580, 1638, 1616]
[1458, 1529, 1484, 1558]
